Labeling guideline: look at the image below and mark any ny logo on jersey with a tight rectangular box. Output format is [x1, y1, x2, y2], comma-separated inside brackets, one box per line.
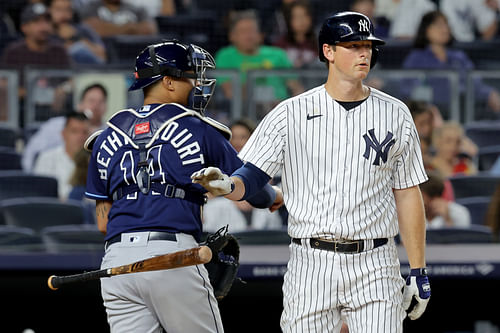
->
[362, 129, 396, 166]
[358, 19, 370, 33]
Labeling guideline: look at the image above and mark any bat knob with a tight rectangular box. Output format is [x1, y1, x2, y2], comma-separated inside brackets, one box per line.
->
[48, 275, 59, 290]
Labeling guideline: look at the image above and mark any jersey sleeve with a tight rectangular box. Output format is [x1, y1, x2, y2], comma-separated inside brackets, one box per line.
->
[392, 115, 428, 189]
[202, 125, 243, 174]
[85, 133, 109, 200]
[238, 104, 287, 177]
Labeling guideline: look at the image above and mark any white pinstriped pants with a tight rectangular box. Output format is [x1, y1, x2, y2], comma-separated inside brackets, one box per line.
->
[281, 238, 405, 333]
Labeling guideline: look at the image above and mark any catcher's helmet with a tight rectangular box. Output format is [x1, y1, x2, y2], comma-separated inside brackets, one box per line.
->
[318, 11, 385, 68]
[129, 40, 216, 113]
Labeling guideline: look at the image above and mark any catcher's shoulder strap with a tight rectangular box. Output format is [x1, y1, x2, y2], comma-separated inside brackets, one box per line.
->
[170, 103, 232, 141]
[200, 116, 231, 141]
[84, 129, 104, 152]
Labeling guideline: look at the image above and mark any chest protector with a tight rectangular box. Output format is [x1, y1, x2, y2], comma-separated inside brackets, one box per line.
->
[84, 103, 231, 204]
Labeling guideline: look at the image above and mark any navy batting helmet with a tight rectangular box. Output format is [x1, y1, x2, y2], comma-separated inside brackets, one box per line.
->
[318, 11, 385, 67]
[129, 40, 216, 113]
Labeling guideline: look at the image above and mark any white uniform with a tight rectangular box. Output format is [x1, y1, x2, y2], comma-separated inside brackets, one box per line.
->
[239, 85, 428, 332]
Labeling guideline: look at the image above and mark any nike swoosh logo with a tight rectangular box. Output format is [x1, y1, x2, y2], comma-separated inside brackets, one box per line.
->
[307, 114, 323, 120]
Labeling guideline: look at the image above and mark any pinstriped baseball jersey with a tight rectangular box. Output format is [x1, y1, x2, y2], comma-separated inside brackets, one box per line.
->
[239, 85, 428, 240]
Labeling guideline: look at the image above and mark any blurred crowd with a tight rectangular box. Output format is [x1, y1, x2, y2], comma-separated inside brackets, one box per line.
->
[0, 0, 500, 245]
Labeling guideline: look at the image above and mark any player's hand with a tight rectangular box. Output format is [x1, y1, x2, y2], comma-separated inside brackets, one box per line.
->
[191, 167, 234, 196]
[402, 268, 431, 320]
[269, 186, 284, 212]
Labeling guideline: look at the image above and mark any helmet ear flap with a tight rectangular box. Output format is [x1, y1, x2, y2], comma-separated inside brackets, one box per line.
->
[370, 46, 379, 68]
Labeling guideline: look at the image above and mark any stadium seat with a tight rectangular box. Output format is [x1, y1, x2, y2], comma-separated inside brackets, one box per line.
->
[456, 40, 500, 69]
[155, 14, 218, 53]
[464, 122, 500, 148]
[0, 197, 86, 232]
[0, 147, 21, 170]
[0, 225, 45, 252]
[0, 171, 58, 199]
[377, 40, 413, 69]
[455, 196, 491, 225]
[448, 174, 500, 199]
[477, 145, 500, 171]
[426, 225, 493, 244]
[41, 224, 104, 253]
[232, 229, 290, 245]
[104, 34, 180, 66]
[0, 124, 18, 148]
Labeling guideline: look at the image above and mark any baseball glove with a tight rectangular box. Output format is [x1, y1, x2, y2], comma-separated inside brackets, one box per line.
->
[203, 226, 240, 300]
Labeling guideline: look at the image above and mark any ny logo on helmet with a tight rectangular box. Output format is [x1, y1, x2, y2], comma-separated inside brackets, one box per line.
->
[358, 19, 370, 32]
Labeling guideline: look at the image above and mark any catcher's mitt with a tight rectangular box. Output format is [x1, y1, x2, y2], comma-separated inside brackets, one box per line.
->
[203, 226, 240, 300]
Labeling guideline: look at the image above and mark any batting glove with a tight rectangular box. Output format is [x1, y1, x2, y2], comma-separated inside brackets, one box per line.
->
[191, 167, 234, 196]
[402, 268, 431, 320]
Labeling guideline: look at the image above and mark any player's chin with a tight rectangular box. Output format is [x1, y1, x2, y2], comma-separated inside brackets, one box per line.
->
[354, 67, 370, 78]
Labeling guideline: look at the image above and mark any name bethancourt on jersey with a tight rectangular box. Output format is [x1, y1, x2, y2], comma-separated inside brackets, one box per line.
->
[96, 121, 204, 180]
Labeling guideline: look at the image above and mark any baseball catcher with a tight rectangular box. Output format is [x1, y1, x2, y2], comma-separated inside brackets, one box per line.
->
[83, 39, 282, 333]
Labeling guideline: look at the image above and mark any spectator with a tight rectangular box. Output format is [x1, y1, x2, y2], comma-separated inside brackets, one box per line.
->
[402, 11, 500, 117]
[430, 121, 477, 178]
[407, 100, 434, 167]
[268, 0, 297, 45]
[33, 111, 90, 200]
[121, 0, 176, 18]
[202, 117, 283, 233]
[388, 0, 436, 40]
[68, 147, 96, 224]
[48, 0, 106, 64]
[1, 3, 70, 90]
[440, 0, 498, 42]
[273, 0, 318, 69]
[79, 0, 158, 37]
[407, 100, 457, 201]
[486, 183, 500, 241]
[351, 0, 390, 39]
[215, 9, 303, 117]
[22, 83, 107, 171]
[420, 171, 471, 228]
[229, 117, 256, 153]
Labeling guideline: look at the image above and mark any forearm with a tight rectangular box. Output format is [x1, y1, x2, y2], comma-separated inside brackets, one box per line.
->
[394, 186, 426, 268]
[225, 176, 245, 201]
[96, 200, 112, 234]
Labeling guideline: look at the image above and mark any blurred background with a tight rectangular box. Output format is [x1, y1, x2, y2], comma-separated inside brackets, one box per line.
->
[0, 0, 500, 332]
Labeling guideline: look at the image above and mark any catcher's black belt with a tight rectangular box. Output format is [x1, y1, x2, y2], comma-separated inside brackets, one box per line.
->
[292, 237, 388, 254]
[112, 183, 207, 205]
[105, 231, 177, 250]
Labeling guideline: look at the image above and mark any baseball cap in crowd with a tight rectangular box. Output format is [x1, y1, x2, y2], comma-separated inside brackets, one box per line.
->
[21, 3, 50, 24]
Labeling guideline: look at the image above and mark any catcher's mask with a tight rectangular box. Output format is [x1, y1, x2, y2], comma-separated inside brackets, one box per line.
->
[129, 40, 216, 114]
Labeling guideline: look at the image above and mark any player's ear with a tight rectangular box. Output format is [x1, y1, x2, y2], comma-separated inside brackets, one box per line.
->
[162, 76, 175, 91]
[323, 44, 335, 63]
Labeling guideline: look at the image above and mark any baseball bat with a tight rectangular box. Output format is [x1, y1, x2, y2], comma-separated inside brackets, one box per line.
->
[47, 245, 212, 290]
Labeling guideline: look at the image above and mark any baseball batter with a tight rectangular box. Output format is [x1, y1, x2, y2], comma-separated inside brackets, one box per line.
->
[192, 12, 431, 333]
[84, 41, 280, 333]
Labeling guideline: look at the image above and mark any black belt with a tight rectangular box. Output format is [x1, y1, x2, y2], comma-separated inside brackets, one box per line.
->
[112, 183, 207, 205]
[292, 237, 388, 254]
[105, 231, 177, 249]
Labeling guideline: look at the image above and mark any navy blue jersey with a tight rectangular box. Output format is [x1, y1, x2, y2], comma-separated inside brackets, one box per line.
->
[85, 103, 242, 241]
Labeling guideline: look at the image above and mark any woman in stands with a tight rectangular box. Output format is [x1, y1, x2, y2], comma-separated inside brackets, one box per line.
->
[402, 10, 500, 118]
[272, 0, 318, 69]
[430, 121, 477, 178]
